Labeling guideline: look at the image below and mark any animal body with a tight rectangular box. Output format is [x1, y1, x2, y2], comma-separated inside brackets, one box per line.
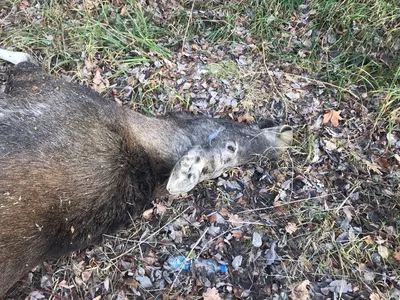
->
[0, 48, 292, 297]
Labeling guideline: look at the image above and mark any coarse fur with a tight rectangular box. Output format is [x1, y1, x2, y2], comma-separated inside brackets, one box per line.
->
[0, 54, 292, 297]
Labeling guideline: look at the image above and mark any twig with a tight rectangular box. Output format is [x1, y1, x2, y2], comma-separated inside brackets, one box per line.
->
[284, 72, 360, 100]
[110, 206, 191, 261]
[181, 1, 195, 54]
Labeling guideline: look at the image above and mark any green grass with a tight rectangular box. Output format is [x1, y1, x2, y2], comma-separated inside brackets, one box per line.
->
[167, 0, 399, 129]
[2, 0, 169, 76]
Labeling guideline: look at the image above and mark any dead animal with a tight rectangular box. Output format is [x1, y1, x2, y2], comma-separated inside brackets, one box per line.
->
[0, 48, 292, 297]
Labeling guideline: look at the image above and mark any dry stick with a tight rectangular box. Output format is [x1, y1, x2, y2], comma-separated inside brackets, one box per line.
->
[181, 1, 195, 54]
[285, 72, 360, 100]
[110, 206, 191, 261]
[171, 227, 210, 289]
[261, 43, 360, 100]
[261, 43, 288, 119]
[236, 192, 340, 214]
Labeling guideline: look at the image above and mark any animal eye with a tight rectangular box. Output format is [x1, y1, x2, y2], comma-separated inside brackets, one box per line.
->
[227, 145, 236, 152]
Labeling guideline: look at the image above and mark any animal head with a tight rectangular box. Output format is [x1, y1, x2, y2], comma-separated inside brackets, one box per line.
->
[167, 124, 292, 194]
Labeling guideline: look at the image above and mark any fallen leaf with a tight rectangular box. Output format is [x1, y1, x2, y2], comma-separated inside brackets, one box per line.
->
[219, 207, 230, 216]
[291, 280, 310, 300]
[324, 139, 337, 151]
[273, 200, 288, 215]
[154, 203, 167, 215]
[285, 222, 298, 234]
[92, 69, 103, 86]
[370, 292, 382, 300]
[120, 6, 127, 16]
[232, 231, 243, 239]
[208, 213, 217, 223]
[19, 0, 31, 9]
[323, 110, 342, 127]
[342, 206, 353, 221]
[378, 245, 389, 259]
[238, 112, 255, 124]
[393, 250, 400, 261]
[81, 269, 92, 282]
[364, 160, 383, 175]
[142, 208, 154, 220]
[228, 214, 244, 227]
[203, 287, 221, 300]
[286, 91, 301, 100]
[58, 280, 75, 289]
[364, 235, 374, 245]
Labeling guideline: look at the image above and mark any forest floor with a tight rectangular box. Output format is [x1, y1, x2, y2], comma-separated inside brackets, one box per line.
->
[1, 0, 399, 299]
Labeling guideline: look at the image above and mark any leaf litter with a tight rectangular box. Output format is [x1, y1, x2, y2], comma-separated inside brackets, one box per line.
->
[1, 1, 399, 300]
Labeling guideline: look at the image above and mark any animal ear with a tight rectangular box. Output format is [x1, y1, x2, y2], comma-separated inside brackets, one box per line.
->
[167, 147, 205, 195]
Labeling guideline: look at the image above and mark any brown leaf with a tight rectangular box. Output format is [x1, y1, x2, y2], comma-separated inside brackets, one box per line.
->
[369, 292, 382, 300]
[273, 200, 288, 215]
[364, 235, 374, 245]
[364, 160, 383, 175]
[323, 110, 342, 127]
[154, 203, 167, 215]
[342, 206, 353, 221]
[236, 197, 248, 207]
[393, 250, 400, 261]
[219, 207, 230, 216]
[232, 231, 243, 239]
[208, 213, 217, 223]
[228, 213, 244, 227]
[81, 269, 92, 283]
[92, 69, 103, 86]
[58, 280, 74, 289]
[285, 222, 298, 234]
[238, 112, 255, 124]
[203, 287, 221, 300]
[142, 207, 154, 220]
[120, 6, 127, 16]
[19, 0, 30, 9]
[291, 280, 310, 300]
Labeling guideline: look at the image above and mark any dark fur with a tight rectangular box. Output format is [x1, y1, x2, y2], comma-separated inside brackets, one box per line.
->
[0, 62, 289, 297]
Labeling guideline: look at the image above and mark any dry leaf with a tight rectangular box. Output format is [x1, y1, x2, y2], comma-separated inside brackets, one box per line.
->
[273, 200, 288, 214]
[324, 140, 337, 151]
[142, 208, 154, 220]
[208, 213, 217, 223]
[378, 245, 389, 259]
[364, 235, 374, 245]
[342, 206, 353, 221]
[291, 280, 310, 300]
[323, 110, 342, 127]
[393, 250, 400, 261]
[285, 222, 298, 234]
[81, 269, 92, 282]
[154, 203, 167, 215]
[364, 159, 383, 175]
[120, 6, 127, 16]
[232, 231, 243, 239]
[58, 280, 75, 289]
[369, 292, 381, 300]
[203, 287, 221, 300]
[219, 207, 230, 216]
[92, 69, 103, 86]
[19, 0, 31, 9]
[228, 214, 244, 227]
[238, 112, 255, 124]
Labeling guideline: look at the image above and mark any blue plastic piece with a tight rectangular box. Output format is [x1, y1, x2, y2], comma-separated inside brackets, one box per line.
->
[167, 256, 227, 274]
